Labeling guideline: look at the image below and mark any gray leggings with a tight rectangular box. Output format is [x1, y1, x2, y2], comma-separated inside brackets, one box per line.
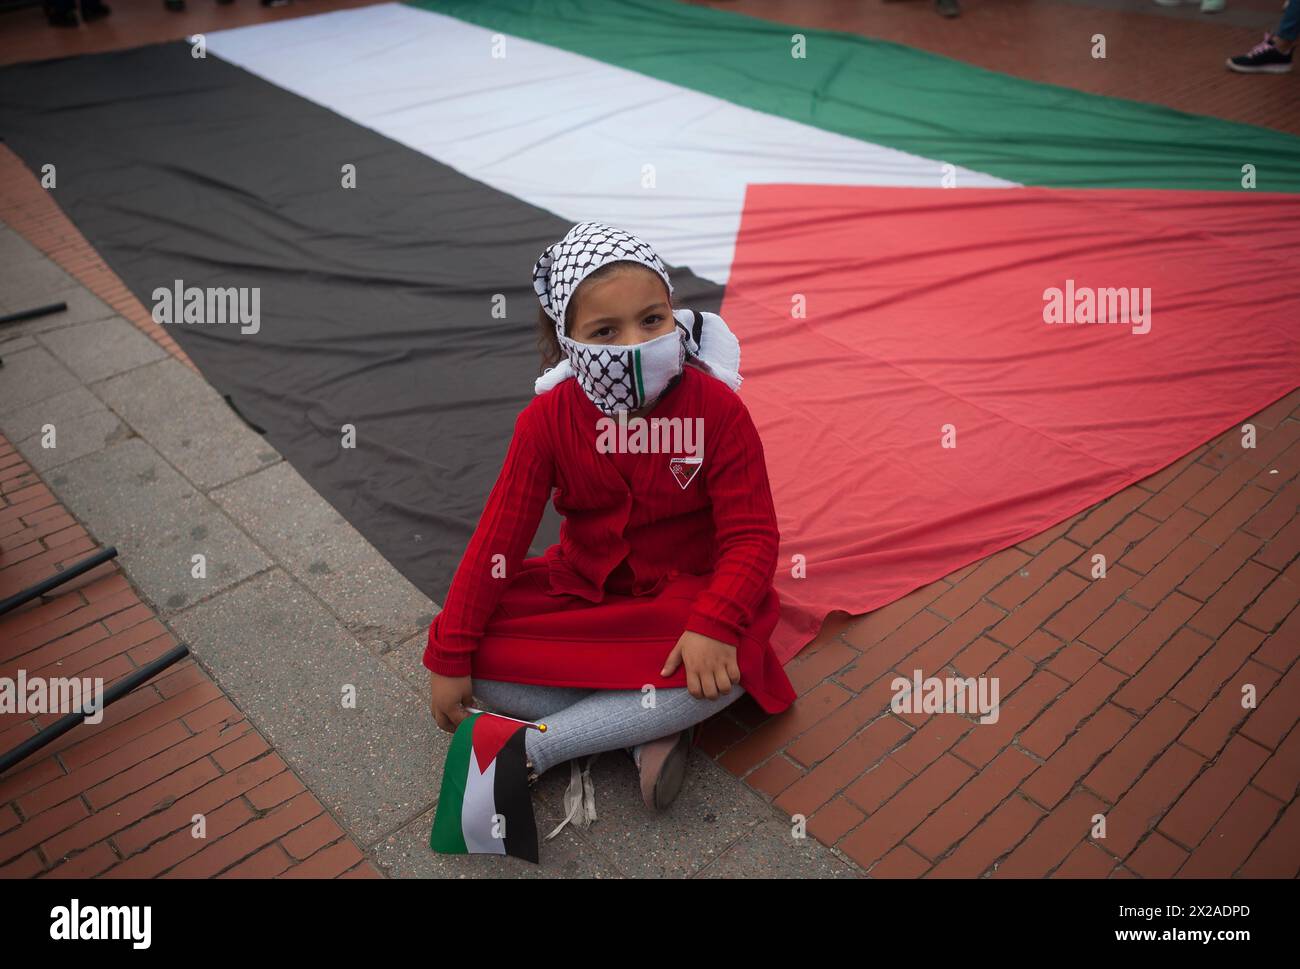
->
[472, 678, 746, 775]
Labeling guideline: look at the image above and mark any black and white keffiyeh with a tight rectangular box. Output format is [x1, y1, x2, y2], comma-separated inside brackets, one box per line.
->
[533, 221, 672, 330]
[531, 221, 742, 397]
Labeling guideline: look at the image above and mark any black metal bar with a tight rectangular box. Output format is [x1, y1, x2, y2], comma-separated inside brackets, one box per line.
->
[0, 546, 119, 617]
[0, 302, 67, 327]
[0, 644, 192, 777]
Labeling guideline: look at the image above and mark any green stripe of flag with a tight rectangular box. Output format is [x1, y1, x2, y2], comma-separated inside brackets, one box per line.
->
[411, 0, 1300, 192]
[429, 711, 477, 854]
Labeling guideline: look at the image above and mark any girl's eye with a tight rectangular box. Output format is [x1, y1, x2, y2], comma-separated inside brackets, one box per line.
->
[591, 316, 663, 339]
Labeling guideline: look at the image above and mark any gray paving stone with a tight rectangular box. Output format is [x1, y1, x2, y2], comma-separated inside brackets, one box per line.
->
[0, 334, 38, 356]
[2, 387, 131, 473]
[0, 224, 40, 269]
[0, 242, 78, 307]
[167, 568, 445, 848]
[47, 437, 271, 613]
[528, 747, 790, 878]
[31, 409, 132, 472]
[0, 345, 82, 416]
[383, 632, 433, 701]
[94, 357, 279, 492]
[0, 221, 48, 256]
[695, 817, 862, 878]
[372, 804, 621, 879]
[38, 315, 167, 384]
[212, 460, 434, 650]
[0, 384, 110, 443]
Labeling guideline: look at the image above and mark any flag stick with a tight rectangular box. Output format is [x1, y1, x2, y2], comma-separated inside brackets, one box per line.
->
[463, 706, 547, 731]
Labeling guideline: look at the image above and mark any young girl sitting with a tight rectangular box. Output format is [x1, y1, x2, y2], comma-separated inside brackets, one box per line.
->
[425, 221, 795, 828]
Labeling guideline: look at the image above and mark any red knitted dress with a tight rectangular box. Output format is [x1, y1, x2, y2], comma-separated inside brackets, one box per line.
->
[423, 363, 796, 714]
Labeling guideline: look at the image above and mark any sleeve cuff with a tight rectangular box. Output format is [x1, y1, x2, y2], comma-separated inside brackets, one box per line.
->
[683, 612, 743, 649]
[423, 645, 473, 678]
[425, 613, 478, 678]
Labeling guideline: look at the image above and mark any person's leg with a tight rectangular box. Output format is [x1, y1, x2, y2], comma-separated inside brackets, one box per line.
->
[471, 677, 597, 723]
[1277, 0, 1300, 44]
[522, 684, 745, 775]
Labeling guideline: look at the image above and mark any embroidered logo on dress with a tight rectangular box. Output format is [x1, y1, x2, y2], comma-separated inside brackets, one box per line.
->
[669, 456, 702, 490]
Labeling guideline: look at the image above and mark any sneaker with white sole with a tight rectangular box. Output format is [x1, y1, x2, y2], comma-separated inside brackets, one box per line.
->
[1227, 34, 1294, 73]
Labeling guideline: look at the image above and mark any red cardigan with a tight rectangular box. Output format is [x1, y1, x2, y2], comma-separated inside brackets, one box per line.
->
[423, 363, 795, 709]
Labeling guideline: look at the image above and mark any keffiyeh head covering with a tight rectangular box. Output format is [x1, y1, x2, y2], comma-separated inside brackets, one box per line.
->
[531, 221, 742, 398]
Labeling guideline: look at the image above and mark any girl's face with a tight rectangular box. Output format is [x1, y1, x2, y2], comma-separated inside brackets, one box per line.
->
[567, 266, 674, 346]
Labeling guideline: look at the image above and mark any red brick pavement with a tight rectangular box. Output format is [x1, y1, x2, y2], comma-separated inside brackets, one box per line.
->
[0, 0, 1295, 879]
[0, 438, 382, 879]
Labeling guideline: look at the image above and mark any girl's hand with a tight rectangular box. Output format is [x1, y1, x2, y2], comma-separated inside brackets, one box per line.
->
[429, 670, 474, 733]
[661, 631, 740, 700]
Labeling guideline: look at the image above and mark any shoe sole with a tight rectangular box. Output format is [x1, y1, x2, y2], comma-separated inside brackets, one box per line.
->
[1226, 60, 1292, 73]
[639, 729, 693, 811]
[654, 733, 691, 810]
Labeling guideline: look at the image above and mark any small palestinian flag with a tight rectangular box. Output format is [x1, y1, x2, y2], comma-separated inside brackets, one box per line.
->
[430, 710, 540, 864]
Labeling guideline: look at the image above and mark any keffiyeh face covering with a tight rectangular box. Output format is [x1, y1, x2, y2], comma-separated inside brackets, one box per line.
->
[532, 221, 743, 415]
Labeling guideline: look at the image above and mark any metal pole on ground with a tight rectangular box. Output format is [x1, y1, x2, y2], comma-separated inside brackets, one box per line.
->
[0, 546, 119, 618]
[0, 644, 192, 776]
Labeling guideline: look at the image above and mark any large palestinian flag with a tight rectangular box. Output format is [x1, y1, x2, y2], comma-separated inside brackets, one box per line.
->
[1, 0, 1297, 665]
